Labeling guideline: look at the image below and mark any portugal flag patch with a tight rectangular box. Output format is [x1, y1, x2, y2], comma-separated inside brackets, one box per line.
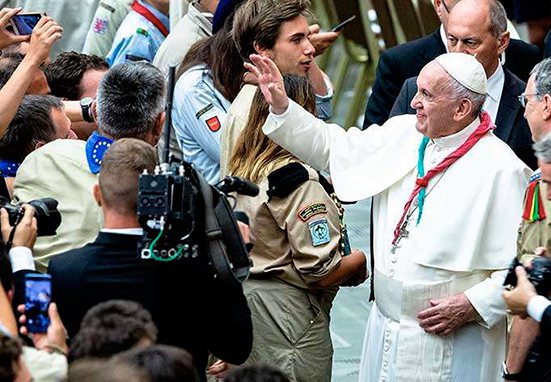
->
[206, 116, 221, 132]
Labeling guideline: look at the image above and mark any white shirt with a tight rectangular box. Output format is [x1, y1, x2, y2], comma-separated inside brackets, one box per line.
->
[483, 64, 505, 123]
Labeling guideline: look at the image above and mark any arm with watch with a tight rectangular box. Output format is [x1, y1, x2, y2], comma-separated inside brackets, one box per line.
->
[61, 97, 96, 140]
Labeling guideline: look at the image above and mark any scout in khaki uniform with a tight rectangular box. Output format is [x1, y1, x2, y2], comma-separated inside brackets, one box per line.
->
[229, 75, 367, 382]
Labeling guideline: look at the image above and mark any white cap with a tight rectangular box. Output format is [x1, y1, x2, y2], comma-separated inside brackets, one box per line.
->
[435, 53, 487, 95]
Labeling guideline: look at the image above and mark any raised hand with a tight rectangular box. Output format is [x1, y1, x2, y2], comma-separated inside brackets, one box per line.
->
[308, 24, 339, 57]
[0, 8, 31, 50]
[244, 54, 289, 114]
[26, 15, 63, 66]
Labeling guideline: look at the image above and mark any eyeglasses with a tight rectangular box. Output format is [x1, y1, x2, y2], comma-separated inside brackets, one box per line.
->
[441, 0, 451, 13]
[517, 93, 541, 108]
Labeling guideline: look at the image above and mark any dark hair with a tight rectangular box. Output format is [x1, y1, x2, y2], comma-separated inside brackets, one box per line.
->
[0, 95, 64, 163]
[0, 53, 24, 89]
[68, 300, 158, 362]
[44, 51, 108, 100]
[68, 358, 150, 382]
[178, 12, 243, 102]
[115, 345, 199, 382]
[0, 334, 23, 381]
[96, 62, 165, 140]
[99, 138, 157, 215]
[223, 365, 291, 382]
[232, 0, 311, 59]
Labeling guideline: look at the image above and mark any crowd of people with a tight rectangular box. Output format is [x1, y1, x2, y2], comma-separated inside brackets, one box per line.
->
[0, 0, 551, 381]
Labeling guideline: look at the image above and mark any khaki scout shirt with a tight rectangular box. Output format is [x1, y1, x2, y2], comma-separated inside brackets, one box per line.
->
[236, 163, 342, 289]
[517, 180, 551, 264]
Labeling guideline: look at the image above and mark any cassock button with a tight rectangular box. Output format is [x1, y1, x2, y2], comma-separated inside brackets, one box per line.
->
[391, 257, 397, 263]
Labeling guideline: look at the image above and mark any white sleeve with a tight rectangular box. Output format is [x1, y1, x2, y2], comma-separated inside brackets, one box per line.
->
[9, 247, 35, 273]
[464, 269, 507, 329]
[528, 295, 551, 322]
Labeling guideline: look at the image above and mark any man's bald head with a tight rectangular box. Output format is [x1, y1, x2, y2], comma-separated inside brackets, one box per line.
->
[447, 0, 510, 77]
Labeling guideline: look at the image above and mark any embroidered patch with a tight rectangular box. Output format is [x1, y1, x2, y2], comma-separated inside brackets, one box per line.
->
[195, 103, 214, 119]
[298, 203, 327, 221]
[309, 219, 331, 246]
[92, 17, 109, 34]
[206, 116, 221, 132]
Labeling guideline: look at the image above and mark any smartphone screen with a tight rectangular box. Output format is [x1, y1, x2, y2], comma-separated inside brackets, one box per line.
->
[25, 274, 51, 333]
[10, 13, 43, 35]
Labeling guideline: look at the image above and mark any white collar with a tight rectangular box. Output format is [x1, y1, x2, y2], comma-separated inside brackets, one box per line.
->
[486, 64, 504, 103]
[439, 24, 450, 53]
[432, 116, 481, 149]
[101, 228, 144, 235]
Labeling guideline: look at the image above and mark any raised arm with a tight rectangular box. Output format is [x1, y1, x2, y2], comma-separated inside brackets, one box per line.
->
[0, 15, 62, 137]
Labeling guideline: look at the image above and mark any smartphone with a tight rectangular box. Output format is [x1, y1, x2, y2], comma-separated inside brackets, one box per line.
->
[9, 13, 44, 36]
[331, 15, 357, 32]
[24, 274, 51, 333]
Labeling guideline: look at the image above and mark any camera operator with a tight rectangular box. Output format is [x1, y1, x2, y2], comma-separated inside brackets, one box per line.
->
[47, 138, 252, 381]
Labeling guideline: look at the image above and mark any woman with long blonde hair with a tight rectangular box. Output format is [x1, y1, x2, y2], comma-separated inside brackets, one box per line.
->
[228, 75, 367, 382]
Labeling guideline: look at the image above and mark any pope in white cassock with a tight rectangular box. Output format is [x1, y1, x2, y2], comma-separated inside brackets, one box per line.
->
[244, 52, 532, 381]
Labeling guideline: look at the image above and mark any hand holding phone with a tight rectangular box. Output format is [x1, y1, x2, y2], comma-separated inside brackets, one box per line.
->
[24, 274, 51, 334]
[9, 12, 44, 36]
[331, 15, 357, 32]
[0, 8, 32, 50]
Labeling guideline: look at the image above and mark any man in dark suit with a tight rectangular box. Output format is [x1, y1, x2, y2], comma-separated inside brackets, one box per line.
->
[363, 0, 541, 128]
[48, 139, 253, 380]
[389, 0, 536, 169]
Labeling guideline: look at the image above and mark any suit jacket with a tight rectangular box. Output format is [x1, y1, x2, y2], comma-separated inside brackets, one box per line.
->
[48, 232, 253, 375]
[363, 29, 541, 128]
[389, 68, 537, 170]
[519, 305, 551, 381]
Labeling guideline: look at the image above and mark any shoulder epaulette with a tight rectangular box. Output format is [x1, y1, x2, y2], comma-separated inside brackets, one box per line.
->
[523, 177, 547, 222]
[267, 162, 309, 200]
[317, 172, 334, 195]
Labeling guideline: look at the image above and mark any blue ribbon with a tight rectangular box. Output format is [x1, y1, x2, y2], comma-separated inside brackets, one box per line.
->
[416, 136, 430, 224]
[85, 131, 113, 174]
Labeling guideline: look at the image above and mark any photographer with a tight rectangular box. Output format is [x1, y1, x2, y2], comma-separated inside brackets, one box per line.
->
[503, 263, 551, 381]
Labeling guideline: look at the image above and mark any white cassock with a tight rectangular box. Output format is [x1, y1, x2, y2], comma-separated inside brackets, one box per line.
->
[263, 100, 532, 382]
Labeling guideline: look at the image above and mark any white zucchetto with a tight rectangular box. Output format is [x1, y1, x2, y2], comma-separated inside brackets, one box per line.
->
[435, 53, 488, 95]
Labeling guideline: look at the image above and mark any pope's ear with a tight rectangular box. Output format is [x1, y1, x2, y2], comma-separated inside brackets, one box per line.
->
[453, 98, 473, 121]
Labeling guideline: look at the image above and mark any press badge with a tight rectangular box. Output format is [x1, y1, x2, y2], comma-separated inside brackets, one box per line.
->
[309, 218, 331, 246]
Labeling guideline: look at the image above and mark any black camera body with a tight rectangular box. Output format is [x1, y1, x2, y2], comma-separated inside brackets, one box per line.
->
[137, 162, 202, 261]
[504, 256, 551, 296]
[0, 196, 61, 236]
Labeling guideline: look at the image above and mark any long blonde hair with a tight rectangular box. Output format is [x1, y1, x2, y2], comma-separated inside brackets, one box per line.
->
[229, 75, 316, 183]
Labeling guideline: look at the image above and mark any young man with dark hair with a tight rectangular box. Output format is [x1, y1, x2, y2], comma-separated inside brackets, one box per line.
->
[44, 51, 109, 100]
[219, 0, 336, 177]
[0, 95, 77, 196]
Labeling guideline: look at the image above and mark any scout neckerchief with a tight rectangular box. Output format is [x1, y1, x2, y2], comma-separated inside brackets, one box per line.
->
[0, 159, 20, 177]
[131, 0, 169, 37]
[391, 111, 494, 253]
[85, 131, 113, 174]
[523, 171, 547, 222]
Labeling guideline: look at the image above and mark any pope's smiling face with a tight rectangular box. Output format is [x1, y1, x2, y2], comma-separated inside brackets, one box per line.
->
[411, 61, 461, 139]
